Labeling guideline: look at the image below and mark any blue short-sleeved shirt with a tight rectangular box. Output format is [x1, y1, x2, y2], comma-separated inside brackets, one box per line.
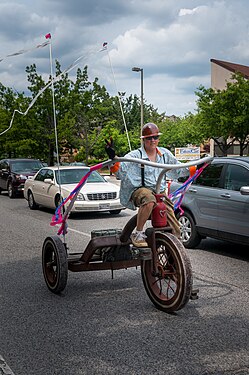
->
[116, 146, 188, 210]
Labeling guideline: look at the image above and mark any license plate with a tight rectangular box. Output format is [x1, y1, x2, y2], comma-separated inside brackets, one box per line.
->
[99, 203, 110, 210]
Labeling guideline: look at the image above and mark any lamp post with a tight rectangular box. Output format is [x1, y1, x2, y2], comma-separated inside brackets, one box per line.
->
[132, 67, 144, 142]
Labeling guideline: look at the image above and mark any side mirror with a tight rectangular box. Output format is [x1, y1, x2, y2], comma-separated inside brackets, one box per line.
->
[44, 178, 54, 184]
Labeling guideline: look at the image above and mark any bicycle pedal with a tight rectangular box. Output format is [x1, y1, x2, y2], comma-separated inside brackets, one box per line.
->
[190, 288, 199, 300]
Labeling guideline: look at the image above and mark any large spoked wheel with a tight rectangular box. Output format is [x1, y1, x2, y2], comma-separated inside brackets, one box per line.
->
[141, 232, 193, 313]
[42, 235, 68, 294]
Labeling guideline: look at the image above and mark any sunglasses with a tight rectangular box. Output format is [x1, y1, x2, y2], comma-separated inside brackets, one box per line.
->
[145, 135, 160, 141]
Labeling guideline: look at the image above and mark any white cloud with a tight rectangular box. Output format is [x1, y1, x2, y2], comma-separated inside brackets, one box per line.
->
[0, 0, 249, 116]
[179, 7, 201, 16]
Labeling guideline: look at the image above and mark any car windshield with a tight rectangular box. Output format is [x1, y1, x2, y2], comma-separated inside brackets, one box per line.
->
[55, 169, 106, 184]
[11, 160, 43, 172]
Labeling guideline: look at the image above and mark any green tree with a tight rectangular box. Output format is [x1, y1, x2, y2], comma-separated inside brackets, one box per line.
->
[65, 67, 117, 164]
[196, 73, 249, 156]
[158, 113, 205, 153]
[26, 63, 58, 164]
[0, 61, 165, 163]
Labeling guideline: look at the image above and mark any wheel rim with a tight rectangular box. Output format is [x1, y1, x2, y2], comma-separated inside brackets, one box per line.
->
[55, 195, 62, 207]
[141, 233, 192, 312]
[28, 192, 34, 207]
[178, 215, 192, 243]
[43, 243, 59, 287]
[8, 184, 13, 197]
[144, 240, 182, 303]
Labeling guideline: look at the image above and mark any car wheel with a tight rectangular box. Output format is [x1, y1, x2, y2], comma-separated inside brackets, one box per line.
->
[110, 209, 121, 215]
[28, 191, 39, 210]
[55, 194, 63, 208]
[8, 182, 15, 198]
[177, 211, 201, 249]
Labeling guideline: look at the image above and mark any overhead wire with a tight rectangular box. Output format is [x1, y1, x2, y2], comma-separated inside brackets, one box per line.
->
[0, 37, 134, 234]
[102, 43, 132, 151]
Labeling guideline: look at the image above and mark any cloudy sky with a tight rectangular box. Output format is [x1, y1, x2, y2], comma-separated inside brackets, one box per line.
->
[0, 0, 249, 116]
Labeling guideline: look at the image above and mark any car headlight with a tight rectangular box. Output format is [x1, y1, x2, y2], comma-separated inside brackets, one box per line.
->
[76, 192, 85, 201]
[15, 174, 27, 181]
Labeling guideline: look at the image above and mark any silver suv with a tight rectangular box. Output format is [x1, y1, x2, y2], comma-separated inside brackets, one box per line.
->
[169, 157, 249, 248]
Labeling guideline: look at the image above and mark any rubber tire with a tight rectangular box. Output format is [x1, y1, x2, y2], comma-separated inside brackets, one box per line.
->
[141, 232, 193, 313]
[110, 209, 121, 215]
[42, 235, 68, 294]
[8, 182, 16, 198]
[55, 194, 62, 208]
[28, 191, 39, 210]
[177, 211, 201, 248]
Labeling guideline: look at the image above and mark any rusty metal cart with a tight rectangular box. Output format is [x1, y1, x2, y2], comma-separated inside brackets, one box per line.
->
[42, 156, 212, 313]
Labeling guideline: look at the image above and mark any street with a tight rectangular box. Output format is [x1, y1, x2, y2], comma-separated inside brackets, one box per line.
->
[0, 193, 248, 375]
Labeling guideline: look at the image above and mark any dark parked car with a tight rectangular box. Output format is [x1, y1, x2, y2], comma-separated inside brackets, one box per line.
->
[0, 158, 43, 198]
[169, 157, 249, 248]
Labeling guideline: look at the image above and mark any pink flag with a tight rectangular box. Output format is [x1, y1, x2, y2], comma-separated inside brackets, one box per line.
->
[45, 33, 51, 39]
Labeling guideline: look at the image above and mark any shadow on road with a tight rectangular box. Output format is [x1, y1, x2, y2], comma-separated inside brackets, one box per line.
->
[197, 238, 249, 261]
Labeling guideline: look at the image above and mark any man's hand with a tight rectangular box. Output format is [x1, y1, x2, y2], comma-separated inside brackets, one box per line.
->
[189, 166, 197, 177]
[105, 137, 116, 159]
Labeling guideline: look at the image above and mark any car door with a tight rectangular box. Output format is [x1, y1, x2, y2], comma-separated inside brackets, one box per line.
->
[30, 169, 48, 204]
[0, 160, 6, 189]
[42, 169, 57, 208]
[217, 162, 249, 238]
[0, 160, 11, 190]
[32, 169, 56, 208]
[186, 162, 225, 232]
[0, 160, 8, 190]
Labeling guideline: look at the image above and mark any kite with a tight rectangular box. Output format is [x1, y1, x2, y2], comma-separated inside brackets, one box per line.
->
[0, 40, 50, 63]
[0, 40, 101, 137]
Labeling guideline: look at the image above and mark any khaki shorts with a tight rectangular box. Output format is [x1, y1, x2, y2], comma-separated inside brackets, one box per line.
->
[131, 187, 180, 238]
[131, 187, 157, 207]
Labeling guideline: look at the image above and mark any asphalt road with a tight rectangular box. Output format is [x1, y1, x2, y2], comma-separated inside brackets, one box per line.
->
[0, 192, 249, 375]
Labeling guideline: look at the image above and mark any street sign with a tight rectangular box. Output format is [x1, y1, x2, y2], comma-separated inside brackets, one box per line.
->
[175, 147, 200, 160]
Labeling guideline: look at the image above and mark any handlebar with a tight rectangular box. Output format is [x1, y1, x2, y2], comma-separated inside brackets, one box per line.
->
[101, 155, 213, 193]
[114, 155, 213, 170]
[53, 155, 213, 235]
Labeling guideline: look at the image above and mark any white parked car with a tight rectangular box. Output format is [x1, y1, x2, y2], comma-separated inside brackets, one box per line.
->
[24, 166, 125, 214]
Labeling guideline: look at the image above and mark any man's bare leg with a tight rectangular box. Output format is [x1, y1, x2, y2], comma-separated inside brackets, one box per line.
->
[136, 202, 154, 231]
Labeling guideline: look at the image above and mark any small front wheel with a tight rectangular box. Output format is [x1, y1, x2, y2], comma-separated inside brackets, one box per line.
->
[42, 235, 68, 294]
[141, 232, 193, 313]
